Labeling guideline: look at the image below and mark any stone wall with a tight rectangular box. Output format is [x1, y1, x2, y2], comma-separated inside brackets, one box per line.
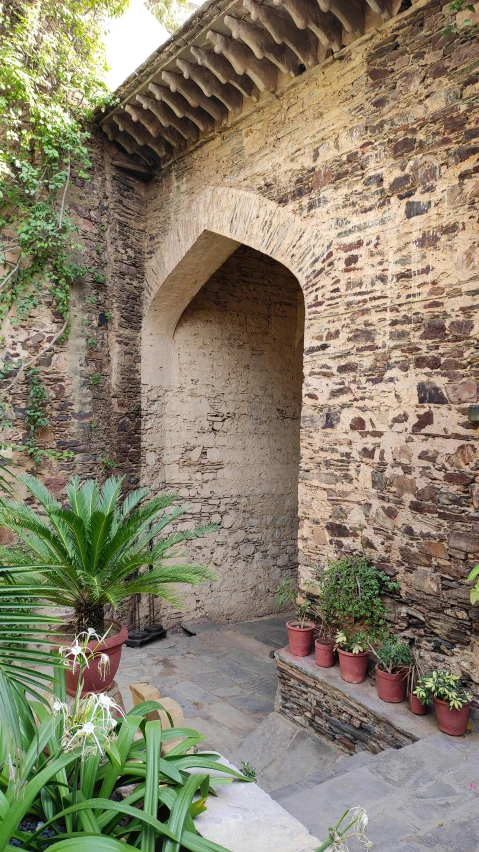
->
[143, 244, 303, 622]
[141, 0, 479, 693]
[0, 134, 147, 500]
[275, 648, 438, 754]
[2, 0, 479, 693]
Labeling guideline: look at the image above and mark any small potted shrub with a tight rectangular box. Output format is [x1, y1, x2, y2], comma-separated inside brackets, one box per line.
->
[308, 585, 336, 668]
[335, 630, 371, 683]
[408, 648, 428, 715]
[315, 549, 398, 681]
[373, 637, 412, 703]
[277, 579, 315, 657]
[414, 671, 472, 736]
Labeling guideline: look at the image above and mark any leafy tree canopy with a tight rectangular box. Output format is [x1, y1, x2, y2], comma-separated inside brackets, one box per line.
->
[0, 0, 128, 334]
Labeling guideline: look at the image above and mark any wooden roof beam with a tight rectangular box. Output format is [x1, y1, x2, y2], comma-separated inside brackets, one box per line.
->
[190, 45, 259, 101]
[317, 0, 364, 34]
[148, 81, 215, 132]
[242, 0, 319, 69]
[161, 70, 227, 123]
[125, 103, 163, 138]
[272, 0, 342, 51]
[206, 30, 278, 92]
[135, 95, 188, 150]
[365, 0, 394, 19]
[136, 93, 199, 142]
[112, 113, 170, 159]
[224, 14, 300, 76]
[176, 58, 243, 114]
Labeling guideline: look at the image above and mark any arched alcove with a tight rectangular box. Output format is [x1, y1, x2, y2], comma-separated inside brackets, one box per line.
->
[142, 238, 305, 623]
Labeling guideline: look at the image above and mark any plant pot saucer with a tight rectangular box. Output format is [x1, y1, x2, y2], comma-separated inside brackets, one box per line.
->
[126, 624, 166, 648]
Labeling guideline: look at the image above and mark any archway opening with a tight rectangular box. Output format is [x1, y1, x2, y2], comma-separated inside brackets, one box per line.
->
[144, 242, 304, 624]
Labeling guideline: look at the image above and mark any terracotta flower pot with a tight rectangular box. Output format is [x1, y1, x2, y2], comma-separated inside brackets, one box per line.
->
[338, 648, 369, 683]
[433, 697, 471, 737]
[376, 664, 408, 703]
[54, 620, 128, 697]
[315, 639, 335, 668]
[409, 693, 428, 716]
[286, 621, 314, 657]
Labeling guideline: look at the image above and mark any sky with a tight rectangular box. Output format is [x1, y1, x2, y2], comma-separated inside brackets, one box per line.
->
[104, 0, 169, 90]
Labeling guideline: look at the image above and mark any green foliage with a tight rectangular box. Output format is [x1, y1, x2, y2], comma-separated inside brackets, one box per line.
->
[375, 637, 413, 674]
[0, 563, 62, 752]
[0, 671, 247, 851]
[146, 0, 189, 34]
[315, 807, 371, 852]
[467, 563, 479, 604]
[0, 0, 126, 376]
[414, 671, 472, 710]
[87, 338, 98, 349]
[0, 474, 219, 633]
[314, 552, 398, 644]
[101, 454, 119, 470]
[91, 372, 102, 385]
[240, 761, 257, 781]
[276, 578, 313, 629]
[24, 366, 49, 464]
[334, 629, 370, 655]
[443, 1, 478, 35]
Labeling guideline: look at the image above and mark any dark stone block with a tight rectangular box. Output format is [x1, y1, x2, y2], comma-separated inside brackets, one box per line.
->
[405, 200, 431, 218]
[417, 381, 448, 405]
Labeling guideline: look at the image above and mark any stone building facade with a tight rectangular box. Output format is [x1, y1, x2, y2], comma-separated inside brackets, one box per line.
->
[1, 1, 479, 694]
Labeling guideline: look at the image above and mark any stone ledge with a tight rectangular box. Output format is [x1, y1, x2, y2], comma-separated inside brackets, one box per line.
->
[275, 648, 438, 754]
[193, 756, 320, 852]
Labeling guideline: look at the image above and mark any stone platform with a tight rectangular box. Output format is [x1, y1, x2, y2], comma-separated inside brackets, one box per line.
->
[275, 648, 438, 754]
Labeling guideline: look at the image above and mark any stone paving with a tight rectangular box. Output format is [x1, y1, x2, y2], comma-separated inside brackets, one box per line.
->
[116, 615, 479, 851]
[116, 614, 293, 757]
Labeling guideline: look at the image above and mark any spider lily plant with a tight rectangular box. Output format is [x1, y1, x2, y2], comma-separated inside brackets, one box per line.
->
[0, 474, 218, 634]
[0, 660, 247, 852]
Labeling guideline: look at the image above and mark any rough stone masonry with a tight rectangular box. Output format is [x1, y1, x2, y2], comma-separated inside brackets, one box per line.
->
[1, 1, 479, 698]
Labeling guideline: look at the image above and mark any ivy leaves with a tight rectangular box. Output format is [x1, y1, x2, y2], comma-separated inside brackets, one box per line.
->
[0, 0, 127, 463]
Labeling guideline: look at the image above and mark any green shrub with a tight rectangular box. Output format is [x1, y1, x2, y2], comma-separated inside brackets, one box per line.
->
[315, 552, 398, 644]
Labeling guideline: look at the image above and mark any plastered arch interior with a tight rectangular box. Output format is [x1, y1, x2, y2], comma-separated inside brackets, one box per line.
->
[142, 188, 317, 387]
[141, 189, 307, 624]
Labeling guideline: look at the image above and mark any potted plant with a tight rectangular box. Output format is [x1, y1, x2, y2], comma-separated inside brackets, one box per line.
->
[0, 474, 218, 695]
[315, 549, 398, 681]
[414, 671, 473, 736]
[372, 637, 412, 703]
[335, 630, 371, 683]
[309, 588, 336, 668]
[276, 579, 315, 656]
[408, 647, 428, 715]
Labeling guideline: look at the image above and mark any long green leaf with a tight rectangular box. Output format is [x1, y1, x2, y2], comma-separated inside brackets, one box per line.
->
[141, 720, 162, 852]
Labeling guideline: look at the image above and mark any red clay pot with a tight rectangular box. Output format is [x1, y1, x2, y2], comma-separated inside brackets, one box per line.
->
[434, 697, 471, 736]
[338, 648, 369, 684]
[409, 694, 428, 716]
[286, 621, 314, 657]
[376, 665, 408, 703]
[315, 639, 335, 668]
[55, 621, 129, 697]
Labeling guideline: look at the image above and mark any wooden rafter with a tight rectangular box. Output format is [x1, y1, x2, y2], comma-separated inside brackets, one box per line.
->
[242, 0, 319, 68]
[206, 30, 278, 92]
[176, 58, 243, 113]
[148, 82, 215, 132]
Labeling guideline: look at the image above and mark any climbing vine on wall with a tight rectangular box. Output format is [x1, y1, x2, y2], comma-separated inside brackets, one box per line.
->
[0, 0, 128, 462]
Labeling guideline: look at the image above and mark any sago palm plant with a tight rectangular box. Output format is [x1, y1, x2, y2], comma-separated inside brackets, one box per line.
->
[0, 474, 218, 633]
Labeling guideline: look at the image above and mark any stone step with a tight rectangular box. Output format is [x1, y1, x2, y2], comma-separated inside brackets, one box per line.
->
[273, 731, 479, 852]
[229, 710, 339, 793]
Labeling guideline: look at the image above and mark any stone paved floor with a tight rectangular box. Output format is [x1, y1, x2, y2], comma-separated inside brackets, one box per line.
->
[116, 614, 291, 757]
